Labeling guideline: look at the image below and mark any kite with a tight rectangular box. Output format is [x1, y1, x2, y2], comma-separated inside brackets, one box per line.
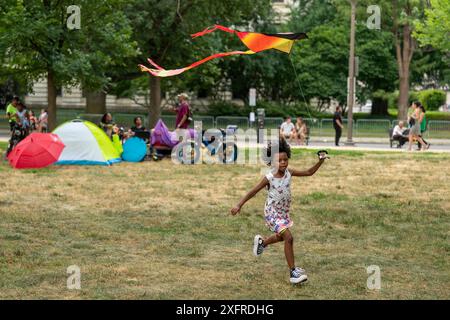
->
[139, 25, 308, 77]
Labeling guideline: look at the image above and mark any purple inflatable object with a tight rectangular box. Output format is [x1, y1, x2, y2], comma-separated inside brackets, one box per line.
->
[151, 119, 197, 148]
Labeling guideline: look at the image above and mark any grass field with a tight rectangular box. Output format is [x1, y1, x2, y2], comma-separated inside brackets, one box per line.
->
[0, 142, 449, 299]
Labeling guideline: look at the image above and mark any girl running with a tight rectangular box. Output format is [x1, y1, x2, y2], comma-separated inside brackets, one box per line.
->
[231, 141, 328, 284]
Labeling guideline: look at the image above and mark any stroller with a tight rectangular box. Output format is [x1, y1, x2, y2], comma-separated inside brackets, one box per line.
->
[202, 125, 239, 164]
[150, 120, 238, 164]
[150, 119, 199, 163]
[6, 122, 28, 157]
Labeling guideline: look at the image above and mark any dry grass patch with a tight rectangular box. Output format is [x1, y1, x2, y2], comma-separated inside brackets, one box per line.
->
[0, 146, 449, 299]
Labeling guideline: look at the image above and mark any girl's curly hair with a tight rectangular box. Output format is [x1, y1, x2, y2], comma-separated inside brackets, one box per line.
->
[261, 138, 291, 166]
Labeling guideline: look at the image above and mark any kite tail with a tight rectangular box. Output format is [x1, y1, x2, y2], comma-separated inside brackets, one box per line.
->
[191, 24, 236, 39]
[147, 58, 164, 70]
[139, 50, 256, 78]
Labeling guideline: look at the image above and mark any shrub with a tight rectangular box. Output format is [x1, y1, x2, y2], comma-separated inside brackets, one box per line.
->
[205, 101, 249, 117]
[418, 89, 446, 111]
[388, 90, 420, 109]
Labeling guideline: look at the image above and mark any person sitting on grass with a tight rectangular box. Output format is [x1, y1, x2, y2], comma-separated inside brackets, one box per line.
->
[129, 116, 150, 143]
[230, 140, 328, 284]
[99, 113, 115, 139]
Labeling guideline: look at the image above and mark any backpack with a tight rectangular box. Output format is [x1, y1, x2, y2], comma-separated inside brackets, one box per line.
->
[186, 106, 193, 124]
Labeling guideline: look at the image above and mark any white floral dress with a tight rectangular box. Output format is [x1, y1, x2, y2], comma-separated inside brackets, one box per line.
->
[264, 169, 293, 234]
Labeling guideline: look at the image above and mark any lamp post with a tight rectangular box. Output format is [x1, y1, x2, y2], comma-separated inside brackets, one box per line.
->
[345, 0, 357, 146]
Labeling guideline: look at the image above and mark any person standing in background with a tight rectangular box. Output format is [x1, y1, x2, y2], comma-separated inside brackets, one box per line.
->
[29, 110, 37, 132]
[38, 109, 48, 133]
[175, 93, 191, 130]
[333, 106, 344, 147]
[16, 102, 30, 135]
[6, 96, 19, 132]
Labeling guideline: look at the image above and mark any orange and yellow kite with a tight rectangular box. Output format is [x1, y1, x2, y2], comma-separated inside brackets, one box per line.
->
[139, 25, 308, 77]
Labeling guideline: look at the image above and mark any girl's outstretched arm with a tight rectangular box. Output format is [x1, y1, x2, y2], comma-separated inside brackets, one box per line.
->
[230, 177, 269, 215]
[289, 159, 325, 177]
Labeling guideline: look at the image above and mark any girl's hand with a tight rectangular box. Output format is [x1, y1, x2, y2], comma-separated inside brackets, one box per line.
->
[230, 206, 241, 215]
[317, 150, 330, 160]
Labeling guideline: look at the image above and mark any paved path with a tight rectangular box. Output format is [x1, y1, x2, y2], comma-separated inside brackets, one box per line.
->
[2, 129, 449, 153]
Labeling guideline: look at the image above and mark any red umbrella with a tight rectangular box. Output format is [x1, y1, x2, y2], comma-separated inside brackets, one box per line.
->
[7, 133, 65, 169]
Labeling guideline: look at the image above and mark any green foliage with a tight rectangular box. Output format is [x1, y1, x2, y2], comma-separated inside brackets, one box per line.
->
[288, 1, 398, 110]
[388, 90, 419, 108]
[410, 49, 450, 87]
[388, 89, 446, 111]
[205, 100, 315, 118]
[115, 0, 273, 102]
[418, 89, 446, 111]
[0, 0, 137, 91]
[414, 0, 450, 52]
[205, 101, 248, 117]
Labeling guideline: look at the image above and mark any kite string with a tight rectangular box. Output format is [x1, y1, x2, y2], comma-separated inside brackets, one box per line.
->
[288, 54, 316, 123]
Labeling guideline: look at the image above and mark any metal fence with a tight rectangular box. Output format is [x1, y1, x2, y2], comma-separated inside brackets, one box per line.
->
[355, 119, 391, 138]
[263, 117, 284, 129]
[0, 115, 8, 129]
[78, 113, 103, 124]
[215, 116, 249, 129]
[193, 116, 215, 129]
[160, 115, 177, 129]
[320, 119, 351, 136]
[303, 118, 321, 136]
[56, 110, 80, 125]
[1, 110, 449, 140]
[428, 120, 450, 139]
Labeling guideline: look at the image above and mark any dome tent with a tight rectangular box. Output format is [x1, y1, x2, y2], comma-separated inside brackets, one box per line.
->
[53, 119, 121, 165]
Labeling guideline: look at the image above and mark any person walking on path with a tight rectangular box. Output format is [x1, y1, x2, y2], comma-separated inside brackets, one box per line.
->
[408, 102, 429, 151]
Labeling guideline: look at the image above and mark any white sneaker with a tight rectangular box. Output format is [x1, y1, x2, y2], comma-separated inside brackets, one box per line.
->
[290, 267, 308, 284]
[253, 235, 265, 257]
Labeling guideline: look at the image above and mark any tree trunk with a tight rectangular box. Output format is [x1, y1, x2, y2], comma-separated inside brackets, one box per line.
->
[149, 77, 161, 128]
[398, 75, 410, 120]
[85, 90, 106, 114]
[395, 19, 415, 121]
[47, 70, 57, 131]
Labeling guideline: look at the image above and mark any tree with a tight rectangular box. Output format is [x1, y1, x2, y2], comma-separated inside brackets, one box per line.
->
[365, 0, 428, 120]
[122, 0, 273, 128]
[0, 0, 136, 130]
[414, 0, 450, 52]
[286, 0, 397, 115]
[413, 0, 450, 88]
